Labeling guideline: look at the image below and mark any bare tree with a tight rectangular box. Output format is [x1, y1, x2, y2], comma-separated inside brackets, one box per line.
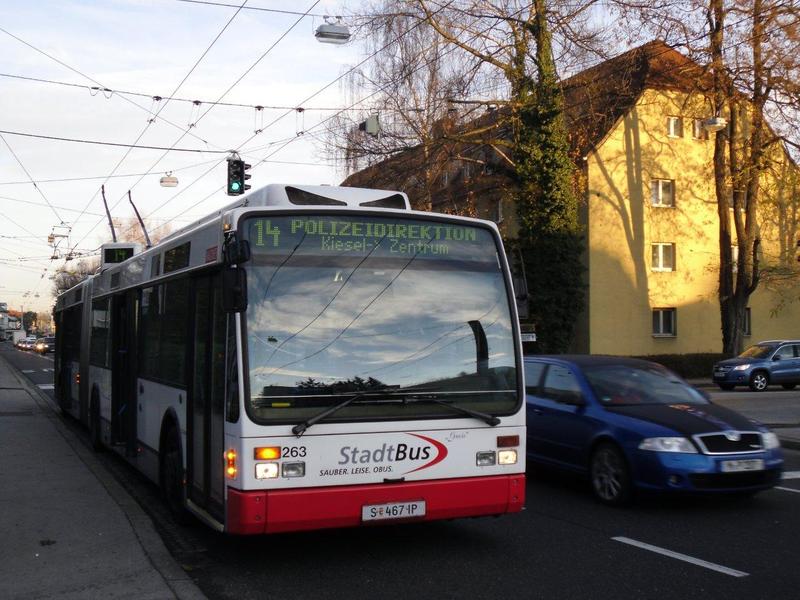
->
[51, 258, 98, 297]
[326, 1, 486, 210]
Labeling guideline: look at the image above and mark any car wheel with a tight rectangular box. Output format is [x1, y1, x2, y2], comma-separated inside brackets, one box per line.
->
[749, 371, 769, 392]
[717, 383, 735, 391]
[781, 384, 797, 390]
[161, 427, 192, 525]
[590, 443, 632, 506]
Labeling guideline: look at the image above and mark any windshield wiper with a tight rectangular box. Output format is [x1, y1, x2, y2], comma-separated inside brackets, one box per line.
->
[291, 390, 502, 436]
[403, 394, 501, 427]
[291, 391, 384, 437]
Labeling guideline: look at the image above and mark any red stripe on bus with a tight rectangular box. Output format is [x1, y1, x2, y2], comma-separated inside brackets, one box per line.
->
[226, 474, 525, 535]
[403, 433, 448, 474]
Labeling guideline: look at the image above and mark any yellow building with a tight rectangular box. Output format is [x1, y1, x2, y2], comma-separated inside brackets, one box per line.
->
[344, 41, 800, 356]
[573, 42, 799, 355]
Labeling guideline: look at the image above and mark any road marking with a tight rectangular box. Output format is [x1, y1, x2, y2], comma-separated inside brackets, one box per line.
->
[612, 536, 749, 578]
[776, 486, 800, 494]
[41, 368, 54, 373]
[37, 384, 54, 390]
[782, 471, 800, 480]
[21, 369, 34, 374]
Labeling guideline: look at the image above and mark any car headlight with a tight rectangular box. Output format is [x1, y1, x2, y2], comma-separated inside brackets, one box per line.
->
[638, 437, 698, 453]
[762, 432, 781, 449]
[732, 364, 751, 371]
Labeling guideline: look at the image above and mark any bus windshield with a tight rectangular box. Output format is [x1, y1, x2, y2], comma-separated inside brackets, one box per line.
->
[242, 214, 519, 424]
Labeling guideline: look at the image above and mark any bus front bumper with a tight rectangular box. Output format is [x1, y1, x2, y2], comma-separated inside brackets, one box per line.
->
[226, 474, 525, 535]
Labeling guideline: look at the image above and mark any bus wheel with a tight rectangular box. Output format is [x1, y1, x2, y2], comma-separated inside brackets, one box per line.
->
[161, 427, 192, 525]
[89, 392, 103, 452]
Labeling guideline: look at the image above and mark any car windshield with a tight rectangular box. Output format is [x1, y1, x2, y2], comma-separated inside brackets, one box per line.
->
[739, 344, 776, 359]
[584, 364, 708, 406]
[242, 214, 519, 424]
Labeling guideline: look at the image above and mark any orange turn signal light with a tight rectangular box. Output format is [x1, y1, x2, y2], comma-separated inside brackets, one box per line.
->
[254, 446, 281, 460]
[497, 435, 519, 448]
[225, 449, 237, 478]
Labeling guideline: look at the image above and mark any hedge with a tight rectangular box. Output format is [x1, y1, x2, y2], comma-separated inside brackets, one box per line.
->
[630, 354, 728, 379]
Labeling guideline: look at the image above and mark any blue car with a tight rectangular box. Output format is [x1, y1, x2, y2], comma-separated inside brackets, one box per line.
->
[524, 356, 784, 505]
[713, 340, 800, 391]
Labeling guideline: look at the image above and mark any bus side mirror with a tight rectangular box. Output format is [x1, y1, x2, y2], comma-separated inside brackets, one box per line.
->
[224, 239, 251, 266]
[223, 268, 248, 313]
[507, 246, 529, 319]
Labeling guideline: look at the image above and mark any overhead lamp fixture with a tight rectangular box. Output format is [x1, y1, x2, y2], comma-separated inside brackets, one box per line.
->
[160, 172, 179, 187]
[315, 17, 350, 45]
[702, 116, 728, 132]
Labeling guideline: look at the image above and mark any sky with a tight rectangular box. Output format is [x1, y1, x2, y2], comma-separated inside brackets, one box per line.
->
[0, 0, 360, 313]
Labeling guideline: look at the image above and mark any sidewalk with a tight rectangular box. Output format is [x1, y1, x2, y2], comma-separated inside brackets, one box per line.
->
[0, 352, 205, 600]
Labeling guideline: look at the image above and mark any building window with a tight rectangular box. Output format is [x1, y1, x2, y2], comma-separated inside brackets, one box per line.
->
[651, 179, 675, 207]
[652, 308, 677, 337]
[743, 307, 751, 336]
[667, 116, 683, 138]
[651, 243, 675, 271]
[692, 119, 709, 140]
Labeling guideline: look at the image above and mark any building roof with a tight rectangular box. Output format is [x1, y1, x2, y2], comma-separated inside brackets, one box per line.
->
[341, 40, 711, 189]
[563, 40, 710, 156]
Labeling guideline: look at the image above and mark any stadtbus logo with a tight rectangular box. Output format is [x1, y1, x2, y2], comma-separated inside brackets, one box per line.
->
[337, 434, 448, 475]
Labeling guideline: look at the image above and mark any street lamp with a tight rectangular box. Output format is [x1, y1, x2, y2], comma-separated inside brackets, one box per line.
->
[160, 172, 178, 187]
[315, 17, 351, 44]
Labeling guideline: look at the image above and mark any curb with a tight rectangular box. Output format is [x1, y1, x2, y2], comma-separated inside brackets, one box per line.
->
[0, 353, 207, 600]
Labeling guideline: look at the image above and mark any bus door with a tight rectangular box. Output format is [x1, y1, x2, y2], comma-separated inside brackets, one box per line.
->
[187, 274, 226, 519]
[111, 290, 138, 454]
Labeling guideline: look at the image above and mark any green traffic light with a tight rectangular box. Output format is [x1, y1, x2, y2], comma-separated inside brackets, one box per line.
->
[231, 182, 241, 192]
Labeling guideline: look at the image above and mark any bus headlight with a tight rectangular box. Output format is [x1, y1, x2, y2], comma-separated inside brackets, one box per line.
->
[255, 463, 279, 479]
[476, 451, 496, 466]
[498, 449, 518, 465]
[282, 462, 306, 478]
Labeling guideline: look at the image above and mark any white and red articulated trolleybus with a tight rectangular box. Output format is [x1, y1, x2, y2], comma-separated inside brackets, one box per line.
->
[55, 184, 525, 534]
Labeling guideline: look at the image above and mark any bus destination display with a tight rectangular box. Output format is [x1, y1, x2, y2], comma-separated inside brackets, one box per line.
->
[247, 216, 486, 258]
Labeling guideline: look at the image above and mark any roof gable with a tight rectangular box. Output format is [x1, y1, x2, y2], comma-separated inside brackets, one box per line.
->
[564, 40, 710, 156]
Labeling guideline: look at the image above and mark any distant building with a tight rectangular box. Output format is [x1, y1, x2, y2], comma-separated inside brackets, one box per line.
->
[343, 40, 800, 355]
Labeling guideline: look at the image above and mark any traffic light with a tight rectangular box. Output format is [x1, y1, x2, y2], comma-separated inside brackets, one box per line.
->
[226, 158, 252, 196]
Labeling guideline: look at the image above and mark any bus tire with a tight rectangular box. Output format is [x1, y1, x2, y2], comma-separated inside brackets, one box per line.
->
[89, 391, 103, 452]
[161, 426, 192, 525]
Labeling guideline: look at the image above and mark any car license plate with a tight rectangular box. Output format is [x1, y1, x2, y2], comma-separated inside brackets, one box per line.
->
[362, 500, 426, 522]
[721, 459, 764, 472]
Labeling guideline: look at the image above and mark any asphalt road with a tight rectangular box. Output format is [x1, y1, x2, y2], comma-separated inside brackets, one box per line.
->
[3, 342, 800, 600]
